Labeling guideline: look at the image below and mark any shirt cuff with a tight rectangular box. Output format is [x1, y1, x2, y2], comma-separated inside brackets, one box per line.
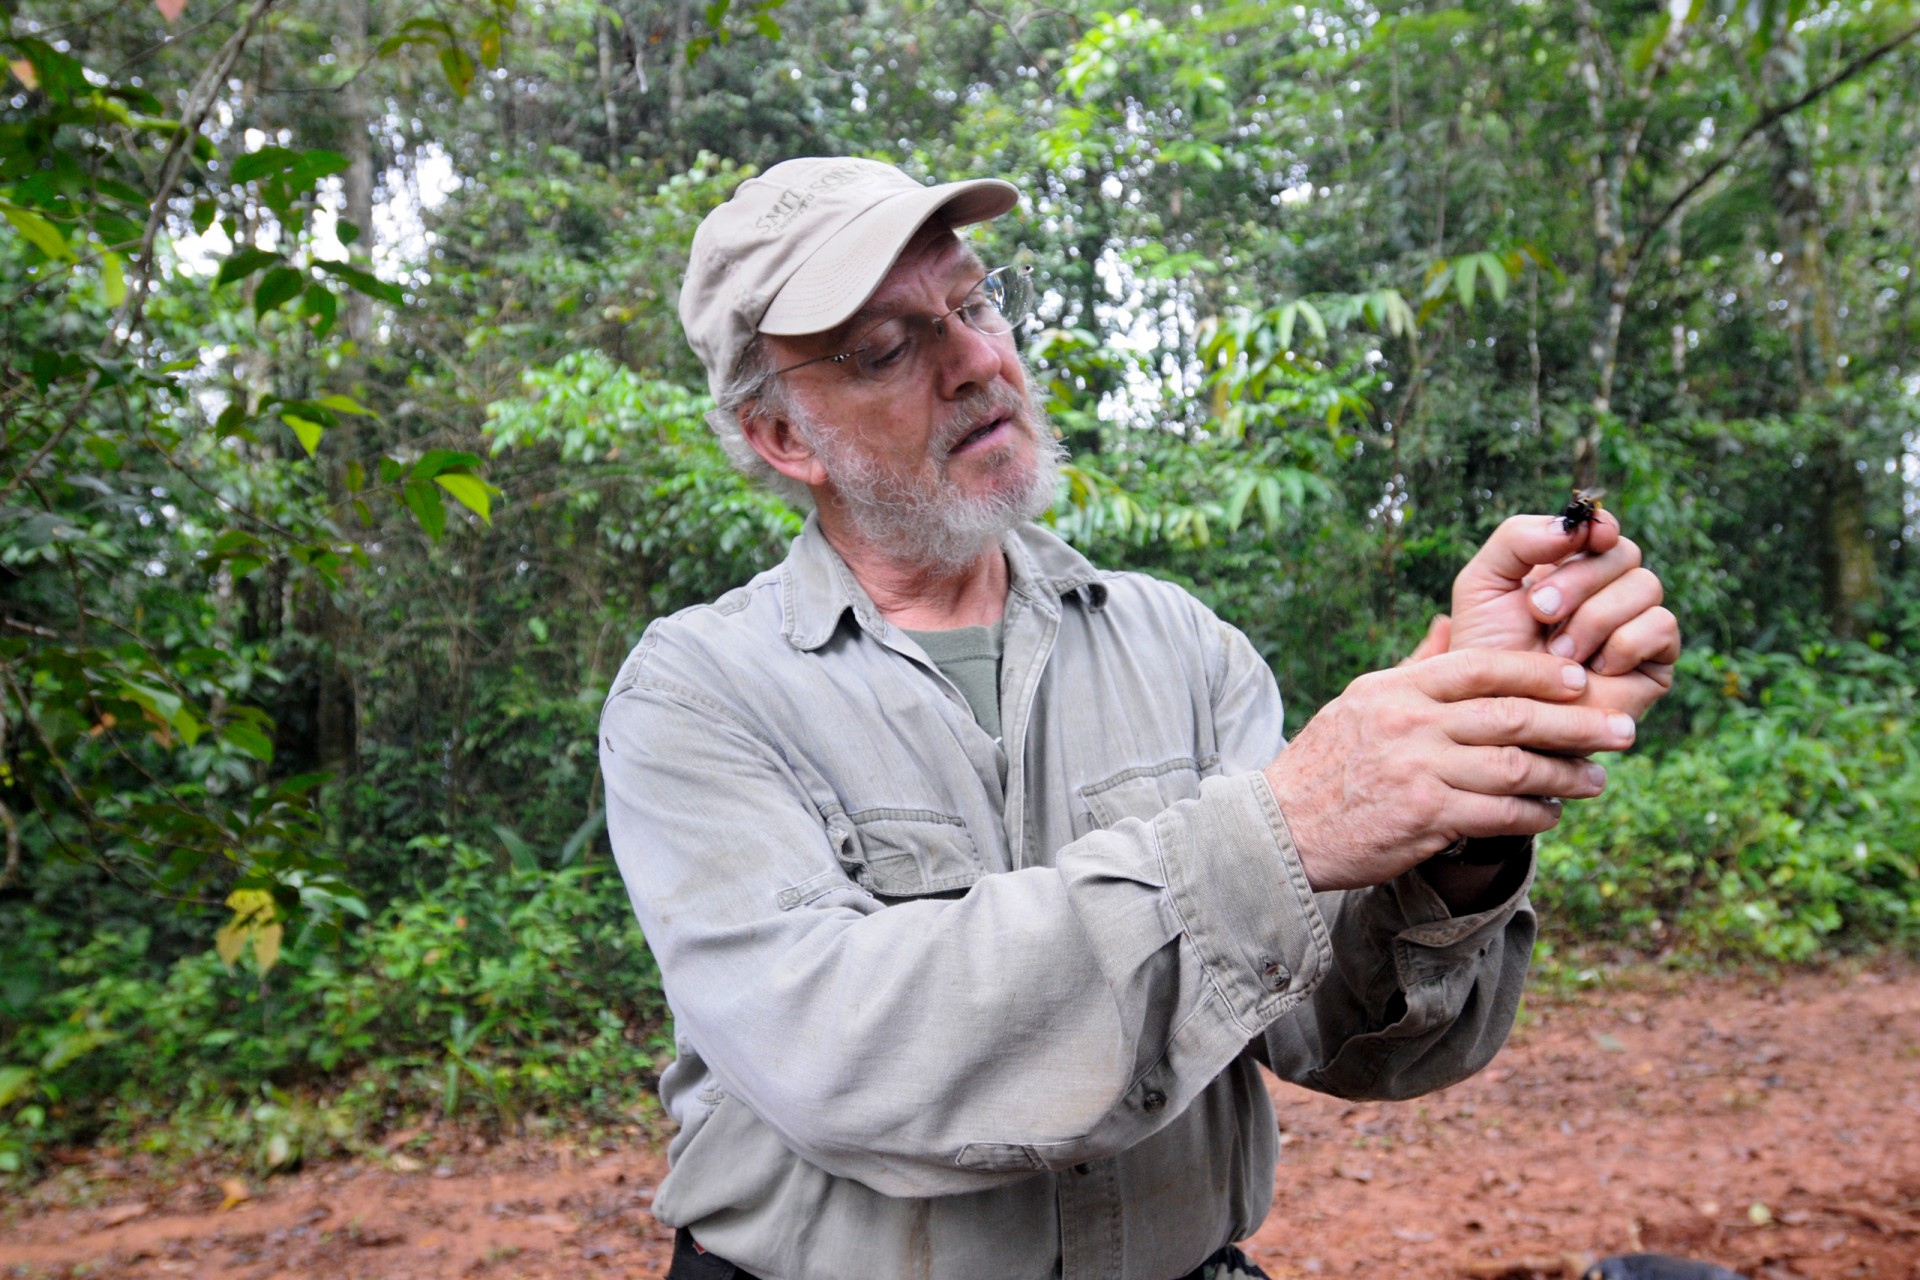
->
[1152, 772, 1334, 1037]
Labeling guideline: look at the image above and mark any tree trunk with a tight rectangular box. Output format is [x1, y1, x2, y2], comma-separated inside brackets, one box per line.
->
[341, 0, 375, 345]
[597, 10, 621, 161]
[1762, 31, 1880, 634]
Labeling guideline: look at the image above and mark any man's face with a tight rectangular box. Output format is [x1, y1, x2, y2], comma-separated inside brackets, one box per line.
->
[761, 225, 1063, 572]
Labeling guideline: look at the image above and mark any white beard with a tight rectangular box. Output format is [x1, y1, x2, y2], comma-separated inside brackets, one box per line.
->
[797, 379, 1066, 576]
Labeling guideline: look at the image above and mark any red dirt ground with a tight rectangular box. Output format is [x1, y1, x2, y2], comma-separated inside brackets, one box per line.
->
[4, 961, 1918, 1280]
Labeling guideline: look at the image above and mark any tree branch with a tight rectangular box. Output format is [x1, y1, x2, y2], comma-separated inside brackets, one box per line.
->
[1627, 17, 1920, 280]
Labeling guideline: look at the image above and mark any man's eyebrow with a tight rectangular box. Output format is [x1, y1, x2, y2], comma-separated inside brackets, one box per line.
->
[834, 252, 992, 341]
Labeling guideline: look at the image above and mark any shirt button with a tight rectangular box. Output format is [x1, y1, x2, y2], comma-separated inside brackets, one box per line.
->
[1261, 960, 1291, 991]
[1141, 1089, 1167, 1114]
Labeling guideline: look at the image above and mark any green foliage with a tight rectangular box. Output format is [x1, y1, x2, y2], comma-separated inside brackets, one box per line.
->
[1538, 644, 1920, 962]
[0, 840, 664, 1177]
[3, 0, 1918, 1184]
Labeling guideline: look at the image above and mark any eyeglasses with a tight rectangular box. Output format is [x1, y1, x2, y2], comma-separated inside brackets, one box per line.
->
[771, 264, 1035, 386]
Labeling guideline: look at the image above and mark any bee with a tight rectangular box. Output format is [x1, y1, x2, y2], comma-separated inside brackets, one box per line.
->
[1560, 487, 1607, 535]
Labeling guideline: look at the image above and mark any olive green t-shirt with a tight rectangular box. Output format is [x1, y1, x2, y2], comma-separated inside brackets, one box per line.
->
[904, 620, 1005, 741]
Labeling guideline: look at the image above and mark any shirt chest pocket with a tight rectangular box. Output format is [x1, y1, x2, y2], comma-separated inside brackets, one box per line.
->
[827, 805, 985, 900]
[1077, 755, 1216, 832]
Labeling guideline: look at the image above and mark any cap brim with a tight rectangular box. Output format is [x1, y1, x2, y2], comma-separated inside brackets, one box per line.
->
[758, 177, 1018, 336]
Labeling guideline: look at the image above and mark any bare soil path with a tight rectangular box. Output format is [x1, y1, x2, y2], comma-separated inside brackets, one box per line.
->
[4, 961, 1918, 1279]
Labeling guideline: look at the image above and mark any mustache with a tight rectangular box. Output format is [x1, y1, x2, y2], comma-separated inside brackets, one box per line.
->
[937, 381, 1032, 452]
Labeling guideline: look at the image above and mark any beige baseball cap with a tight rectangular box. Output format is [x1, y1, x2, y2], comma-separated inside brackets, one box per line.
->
[679, 156, 1019, 396]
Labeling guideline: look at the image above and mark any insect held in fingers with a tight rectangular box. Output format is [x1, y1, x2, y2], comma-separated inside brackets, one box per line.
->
[1559, 487, 1607, 534]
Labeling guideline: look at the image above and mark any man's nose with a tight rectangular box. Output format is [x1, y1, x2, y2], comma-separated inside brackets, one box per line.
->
[932, 314, 1006, 397]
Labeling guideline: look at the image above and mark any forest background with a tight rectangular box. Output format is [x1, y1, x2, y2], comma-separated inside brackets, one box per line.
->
[1, 0, 1917, 1181]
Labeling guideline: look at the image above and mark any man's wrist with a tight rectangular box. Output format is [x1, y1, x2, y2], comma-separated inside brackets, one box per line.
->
[1418, 835, 1532, 913]
[1430, 833, 1532, 866]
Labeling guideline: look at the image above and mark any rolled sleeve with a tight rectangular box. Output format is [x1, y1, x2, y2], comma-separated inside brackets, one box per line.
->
[1260, 849, 1536, 1100]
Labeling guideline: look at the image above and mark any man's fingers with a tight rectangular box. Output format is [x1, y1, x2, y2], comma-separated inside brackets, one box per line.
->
[1541, 565, 1662, 663]
[1589, 604, 1682, 676]
[1400, 613, 1452, 666]
[1445, 698, 1636, 753]
[1445, 792, 1571, 840]
[1456, 510, 1622, 595]
[1527, 538, 1645, 630]
[1439, 744, 1609, 801]
[1581, 666, 1676, 721]
[1406, 647, 1592, 704]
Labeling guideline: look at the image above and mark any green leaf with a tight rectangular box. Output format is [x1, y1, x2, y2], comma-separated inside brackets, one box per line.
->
[1297, 300, 1327, 343]
[315, 260, 404, 306]
[403, 479, 447, 541]
[314, 393, 373, 416]
[439, 45, 476, 97]
[282, 413, 325, 458]
[1479, 253, 1510, 305]
[495, 822, 539, 874]
[344, 459, 366, 493]
[253, 265, 304, 316]
[100, 251, 127, 306]
[302, 282, 337, 336]
[1, 203, 72, 260]
[408, 448, 484, 481]
[229, 147, 294, 184]
[558, 809, 605, 867]
[222, 721, 275, 763]
[1256, 475, 1282, 530]
[1453, 256, 1478, 310]
[215, 248, 283, 287]
[434, 473, 497, 524]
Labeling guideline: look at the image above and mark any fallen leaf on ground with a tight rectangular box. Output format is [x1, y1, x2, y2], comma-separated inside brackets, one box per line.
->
[526, 1212, 579, 1233]
[218, 1177, 252, 1210]
[97, 1201, 151, 1227]
[1333, 1164, 1374, 1183]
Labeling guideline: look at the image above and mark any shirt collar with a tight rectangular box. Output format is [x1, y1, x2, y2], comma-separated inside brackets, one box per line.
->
[779, 513, 1109, 652]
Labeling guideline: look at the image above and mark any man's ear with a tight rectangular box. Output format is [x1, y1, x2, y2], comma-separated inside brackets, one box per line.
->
[739, 398, 828, 490]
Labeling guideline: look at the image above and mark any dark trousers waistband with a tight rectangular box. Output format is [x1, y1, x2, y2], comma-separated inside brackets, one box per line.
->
[666, 1228, 1273, 1280]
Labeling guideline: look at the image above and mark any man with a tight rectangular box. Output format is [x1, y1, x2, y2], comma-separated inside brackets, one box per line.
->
[601, 157, 1679, 1280]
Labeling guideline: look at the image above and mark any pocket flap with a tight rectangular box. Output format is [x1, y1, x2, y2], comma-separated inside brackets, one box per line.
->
[836, 807, 983, 898]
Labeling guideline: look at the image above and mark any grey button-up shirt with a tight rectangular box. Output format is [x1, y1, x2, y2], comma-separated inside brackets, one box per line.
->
[600, 517, 1535, 1280]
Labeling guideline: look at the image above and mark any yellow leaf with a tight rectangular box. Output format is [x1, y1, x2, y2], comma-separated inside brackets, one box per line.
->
[215, 889, 280, 974]
[251, 921, 282, 975]
[218, 1177, 252, 1210]
[214, 921, 247, 969]
[7, 59, 37, 91]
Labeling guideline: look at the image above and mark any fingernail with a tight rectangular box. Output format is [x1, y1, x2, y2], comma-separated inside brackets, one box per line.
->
[1608, 713, 1636, 742]
[1531, 586, 1562, 616]
[1544, 515, 1569, 532]
[1584, 763, 1608, 790]
[1549, 634, 1575, 658]
[1561, 664, 1588, 690]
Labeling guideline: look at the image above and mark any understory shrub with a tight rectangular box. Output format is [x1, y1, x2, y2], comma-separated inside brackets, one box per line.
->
[1536, 642, 1920, 960]
[0, 840, 668, 1178]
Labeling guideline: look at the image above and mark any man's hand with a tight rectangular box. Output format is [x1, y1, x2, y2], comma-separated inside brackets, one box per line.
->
[1263, 650, 1636, 892]
[1443, 512, 1680, 719]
